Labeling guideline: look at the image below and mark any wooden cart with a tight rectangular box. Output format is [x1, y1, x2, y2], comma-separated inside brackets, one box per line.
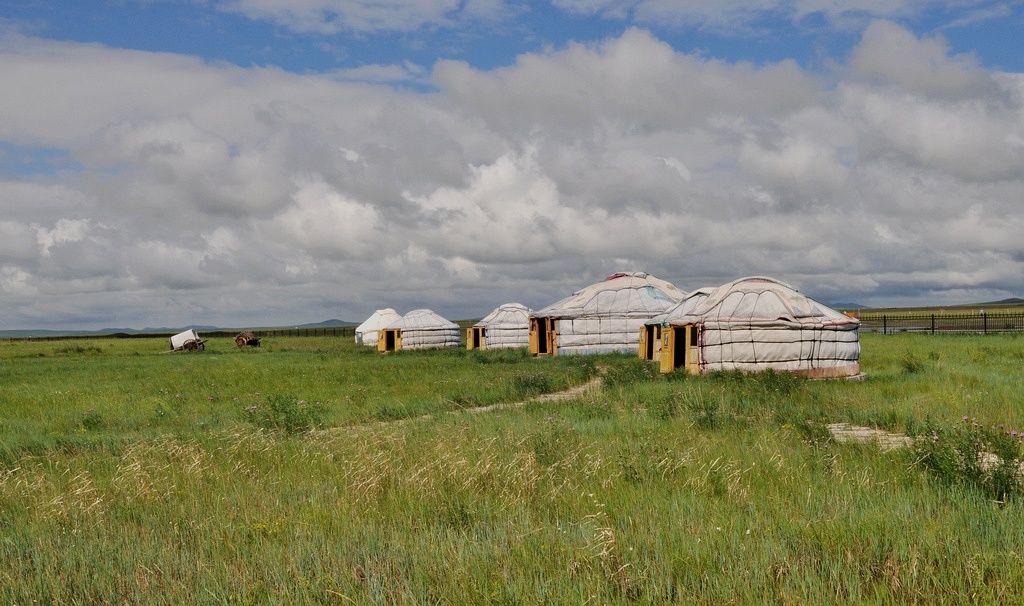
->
[169, 329, 206, 352]
[235, 331, 262, 348]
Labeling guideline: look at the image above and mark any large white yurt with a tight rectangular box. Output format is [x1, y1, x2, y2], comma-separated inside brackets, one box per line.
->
[354, 308, 402, 346]
[377, 309, 462, 352]
[530, 271, 686, 356]
[656, 276, 861, 377]
[467, 303, 532, 350]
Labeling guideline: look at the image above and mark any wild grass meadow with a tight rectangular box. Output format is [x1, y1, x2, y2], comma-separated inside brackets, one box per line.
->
[2, 333, 1024, 604]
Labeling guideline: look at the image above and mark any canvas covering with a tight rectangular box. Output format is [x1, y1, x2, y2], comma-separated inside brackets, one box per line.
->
[169, 329, 201, 350]
[355, 308, 402, 346]
[385, 309, 461, 350]
[644, 287, 714, 328]
[533, 271, 685, 355]
[474, 303, 532, 349]
[663, 277, 860, 376]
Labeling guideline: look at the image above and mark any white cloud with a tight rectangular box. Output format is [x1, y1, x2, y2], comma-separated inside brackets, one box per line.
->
[841, 84, 1024, 180]
[939, 3, 1014, 29]
[0, 266, 36, 298]
[268, 176, 388, 260]
[404, 147, 566, 263]
[740, 135, 850, 196]
[848, 20, 994, 96]
[1, 19, 1024, 328]
[206, 0, 1012, 36]
[328, 62, 428, 84]
[551, 0, 997, 33]
[657, 157, 691, 181]
[126, 240, 219, 290]
[214, 0, 511, 34]
[0, 221, 37, 261]
[36, 218, 95, 256]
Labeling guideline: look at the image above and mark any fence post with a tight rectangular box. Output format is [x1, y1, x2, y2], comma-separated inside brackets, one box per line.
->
[883, 315, 887, 335]
[983, 312, 987, 335]
[931, 314, 935, 335]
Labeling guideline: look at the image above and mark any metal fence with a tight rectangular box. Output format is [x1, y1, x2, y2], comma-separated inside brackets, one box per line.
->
[856, 312, 1024, 335]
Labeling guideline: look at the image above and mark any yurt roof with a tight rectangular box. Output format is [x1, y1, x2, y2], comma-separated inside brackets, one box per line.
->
[388, 309, 459, 330]
[665, 277, 858, 326]
[647, 286, 715, 326]
[356, 308, 402, 332]
[535, 271, 685, 319]
[475, 303, 532, 328]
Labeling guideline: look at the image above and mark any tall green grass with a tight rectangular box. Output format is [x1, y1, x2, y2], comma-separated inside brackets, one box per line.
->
[1, 334, 1023, 603]
[0, 336, 595, 463]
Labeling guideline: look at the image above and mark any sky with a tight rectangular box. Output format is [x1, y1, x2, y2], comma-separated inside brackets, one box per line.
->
[2, 1, 1024, 331]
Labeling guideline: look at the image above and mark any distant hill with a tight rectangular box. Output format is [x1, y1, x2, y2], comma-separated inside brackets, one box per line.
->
[914, 298, 1024, 311]
[0, 329, 97, 338]
[141, 325, 220, 333]
[827, 302, 871, 310]
[295, 319, 356, 328]
[980, 298, 1024, 306]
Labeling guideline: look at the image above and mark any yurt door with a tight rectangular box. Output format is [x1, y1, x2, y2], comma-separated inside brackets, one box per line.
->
[467, 327, 484, 350]
[529, 317, 555, 356]
[639, 325, 660, 360]
[683, 325, 701, 374]
[660, 325, 700, 374]
[378, 328, 400, 352]
[659, 328, 677, 373]
[529, 318, 542, 354]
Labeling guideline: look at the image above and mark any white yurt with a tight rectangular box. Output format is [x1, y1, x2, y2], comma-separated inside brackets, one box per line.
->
[377, 309, 462, 352]
[467, 303, 532, 350]
[656, 276, 861, 377]
[530, 271, 686, 356]
[354, 308, 402, 346]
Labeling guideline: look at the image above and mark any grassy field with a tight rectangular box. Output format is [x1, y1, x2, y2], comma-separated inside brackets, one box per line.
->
[2, 333, 1024, 604]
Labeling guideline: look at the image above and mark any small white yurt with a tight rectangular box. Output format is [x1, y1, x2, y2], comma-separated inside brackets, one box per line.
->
[657, 276, 861, 377]
[467, 303, 532, 350]
[639, 287, 714, 362]
[355, 308, 402, 346]
[530, 271, 686, 356]
[377, 309, 461, 352]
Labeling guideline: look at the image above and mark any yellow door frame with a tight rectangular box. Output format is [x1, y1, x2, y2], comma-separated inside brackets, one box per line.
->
[466, 326, 485, 350]
[659, 324, 701, 374]
[377, 328, 401, 352]
[529, 317, 558, 356]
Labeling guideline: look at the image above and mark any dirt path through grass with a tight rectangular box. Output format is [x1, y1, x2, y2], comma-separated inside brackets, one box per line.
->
[826, 423, 913, 450]
[335, 375, 605, 433]
[340, 371, 918, 452]
[464, 376, 604, 414]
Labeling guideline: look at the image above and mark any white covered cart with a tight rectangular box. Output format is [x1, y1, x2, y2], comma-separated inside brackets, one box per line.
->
[169, 329, 206, 352]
